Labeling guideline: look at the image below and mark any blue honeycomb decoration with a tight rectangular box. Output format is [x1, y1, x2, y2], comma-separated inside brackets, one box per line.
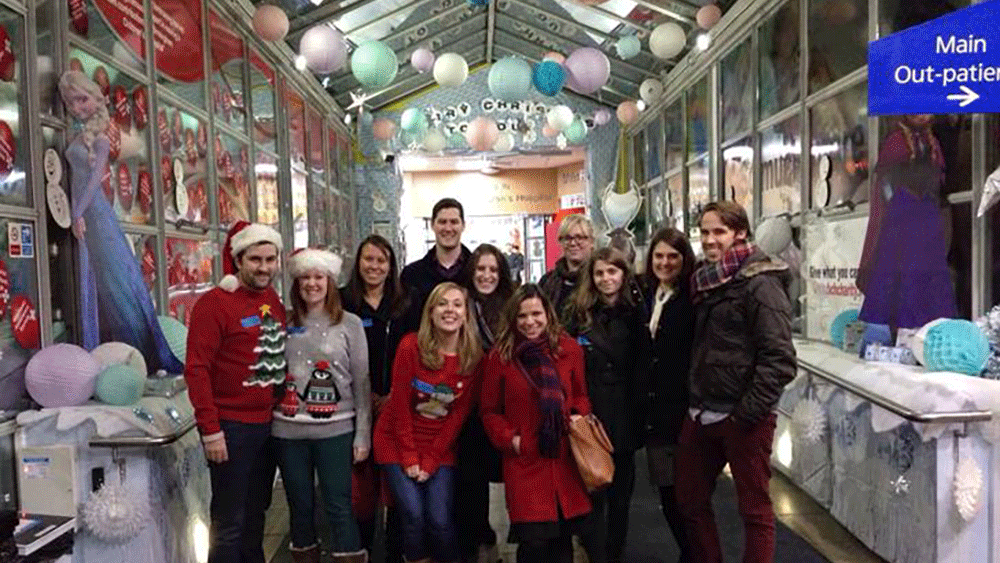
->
[922, 319, 991, 375]
[830, 308, 860, 349]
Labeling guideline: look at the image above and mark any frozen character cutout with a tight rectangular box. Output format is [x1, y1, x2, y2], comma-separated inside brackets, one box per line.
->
[59, 71, 183, 373]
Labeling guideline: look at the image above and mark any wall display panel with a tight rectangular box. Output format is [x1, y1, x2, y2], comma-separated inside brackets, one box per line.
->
[209, 11, 247, 132]
[309, 179, 326, 247]
[760, 117, 802, 217]
[327, 190, 342, 253]
[165, 236, 213, 324]
[284, 83, 306, 169]
[667, 173, 684, 232]
[158, 100, 208, 226]
[255, 150, 278, 226]
[217, 133, 250, 227]
[67, 0, 144, 71]
[67, 50, 155, 223]
[804, 215, 865, 342]
[0, 218, 41, 352]
[649, 180, 667, 228]
[327, 127, 340, 190]
[307, 108, 325, 175]
[645, 118, 661, 181]
[338, 136, 351, 191]
[687, 157, 710, 248]
[879, 0, 971, 36]
[0, 8, 28, 208]
[250, 51, 277, 153]
[759, 1, 801, 119]
[42, 126, 75, 344]
[37, 0, 60, 117]
[128, 232, 159, 295]
[152, 0, 206, 108]
[340, 191, 354, 252]
[987, 116, 1000, 309]
[808, 0, 867, 92]
[686, 76, 709, 160]
[724, 138, 754, 216]
[810, 82, 868, 208]
[721, 39, 753, 140]
[292, 168, 308, 248]
[633, 187, 649, 248]
[664, 99, 683, 171]
[632, 130, 645, 186]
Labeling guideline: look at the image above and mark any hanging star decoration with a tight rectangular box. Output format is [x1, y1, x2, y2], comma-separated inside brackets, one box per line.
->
[346, 90, 373, 122]
[890, 474, 910, 496]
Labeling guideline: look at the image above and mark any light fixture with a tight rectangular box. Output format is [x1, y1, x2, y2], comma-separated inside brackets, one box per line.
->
[344, 113, 352, 125]
[294, 55, 308, 71]
[636, 100, 646, 111]
[696, 32, 712, 51]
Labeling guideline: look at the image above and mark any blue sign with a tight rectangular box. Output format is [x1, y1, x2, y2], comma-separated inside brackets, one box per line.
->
[869, 1, 1000, 115]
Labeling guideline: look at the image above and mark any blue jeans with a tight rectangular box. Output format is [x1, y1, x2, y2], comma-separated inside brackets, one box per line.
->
[277, 433, 360, 552]
[208, 420, 277, 563]
[382, 464, 457, 562]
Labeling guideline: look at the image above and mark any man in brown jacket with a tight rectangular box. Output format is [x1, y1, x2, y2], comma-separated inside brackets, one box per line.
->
[675, 201, 796, 563]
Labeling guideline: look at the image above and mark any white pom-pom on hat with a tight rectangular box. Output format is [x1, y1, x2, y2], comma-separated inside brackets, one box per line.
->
[288, 248, 343, 280]
[219, 221, 283, 292]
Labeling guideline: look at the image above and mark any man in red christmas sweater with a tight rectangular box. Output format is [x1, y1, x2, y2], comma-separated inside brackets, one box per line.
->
[184, 221, 286, 563]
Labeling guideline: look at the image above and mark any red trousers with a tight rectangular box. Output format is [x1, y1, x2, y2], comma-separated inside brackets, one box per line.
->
[674, 413, 777, 563]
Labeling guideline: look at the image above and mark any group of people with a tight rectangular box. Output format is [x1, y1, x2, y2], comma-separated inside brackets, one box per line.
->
[184, 196, 796, 563]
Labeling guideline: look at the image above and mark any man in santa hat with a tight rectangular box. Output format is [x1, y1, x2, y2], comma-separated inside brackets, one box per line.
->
[184, 220, 286, 563]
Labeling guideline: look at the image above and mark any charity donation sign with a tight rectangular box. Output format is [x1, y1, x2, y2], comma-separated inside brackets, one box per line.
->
[869, 0, 1000, 115]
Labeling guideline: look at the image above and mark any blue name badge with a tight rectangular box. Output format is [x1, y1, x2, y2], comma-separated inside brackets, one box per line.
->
[361, 318, 373, 328]
[241, 315, 261, 328]
[287, 326, 306, 335]
[577, 335, 591, 346]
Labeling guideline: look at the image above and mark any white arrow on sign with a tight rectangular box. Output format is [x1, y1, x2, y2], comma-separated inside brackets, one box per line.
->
[947, 85, 980, 107]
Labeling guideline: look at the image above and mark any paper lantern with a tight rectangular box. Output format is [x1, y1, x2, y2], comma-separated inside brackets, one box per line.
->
[542, 52, 565, 64]
[400, 108, 427, 133]
[252, 5, 289, 42]
[92, 342, 148, 376]
[493, 131, 515, 152]
[639, 78, 664, 105]
[546, 105, 574, 131]
[564, 119, 587, 144]
[372, 118, 396, 141]
[157, 315, 188, 364]
[447, 132, 467, 149]
[489, 57, 532, 101]
[465, 117, 500, 152]
[594, 109, 612, 125]
[649, 22, 686, 59]
[433, 52, 469, 87]
[468, 0, 489, 5]
[615, 35, 641, 60]
[95, 364, 146, 406]
[916, 319, 990, 375]
[616, 101, 639, 124]
[410, 48, 435, 73]
[351, 40, 398, 90]
[299, 24, 346, 74]
[542, 125, 558, 138]
[755, 215, 793, 255]
[563, 47, 610, 95]
[697, 4, 722, 29]
[25, 344, 101, 408]
[422, 129, 446, 152]
[532, 60, 566, 97]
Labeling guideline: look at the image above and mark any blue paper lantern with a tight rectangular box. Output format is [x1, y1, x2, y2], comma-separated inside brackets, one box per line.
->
[830, 309, 860, 349]
[157, 315, 188, 365]
[400, 108, 428, 133]
[564, 118, 587, 144]
[615, 35, 641, 60]
[922, 319, 991, 375]
[532, 60, 566, 97]
[468, 0, 489, 6]
[350, 40, 398, 90]
[489, 57, 532, 102]
[95, 364, 146, 406]
[447, 132, 466, 149]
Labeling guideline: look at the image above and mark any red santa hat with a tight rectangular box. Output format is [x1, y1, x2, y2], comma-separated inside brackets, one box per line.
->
[288, 248, 343, 280]
[219, 220, 283, 292]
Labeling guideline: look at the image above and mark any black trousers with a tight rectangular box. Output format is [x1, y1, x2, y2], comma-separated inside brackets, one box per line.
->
[455, 416, 498, 562]
[579, 450, 637, 563]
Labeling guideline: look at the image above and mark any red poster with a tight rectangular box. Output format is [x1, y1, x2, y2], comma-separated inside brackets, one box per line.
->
[137, 165, 151, 215]
[141, 238, 156, 289]
[117, 162, 133, 211]
[0, 25, 15, 82]
[0, 260, 10, 319]
[184, 128, 197, 165]
[11, 295, 39, 350]
[158, 108, 171, 153]
[132, 85, 148, 130]
[112, 85, 131, 130]
[106, 121, 121, 162]
[0, 120, 14, 181]
[101, 163, 113, 204]
[69, 0, 88, 36]
[160, 155, 172, 195]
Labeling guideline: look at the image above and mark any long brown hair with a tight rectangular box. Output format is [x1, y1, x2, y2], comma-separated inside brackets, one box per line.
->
[341, 235, 410, 315]
[495, 284, 564, 362]
[416, 282, 482, 375]
[290, 274, 344, 327]
[566, 247, 636, 330]
[642, 227, 695, 295]
[461, 244, 515, 335]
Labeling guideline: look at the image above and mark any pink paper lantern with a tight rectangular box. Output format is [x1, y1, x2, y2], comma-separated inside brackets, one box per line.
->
[696, 4, 722, 30]
[465, 116, 500, 152]
[252, 5, 289, 42]
[564, 47, 611, 95]
[542, 52, 566, 64]
[372, 118, 396, 141]
[542, 124, 559, 138]
[25, 344, 102, 408]
[410, 48, 435, 73]
[594, 109, 612, 125]
[617, 101, 639, 125]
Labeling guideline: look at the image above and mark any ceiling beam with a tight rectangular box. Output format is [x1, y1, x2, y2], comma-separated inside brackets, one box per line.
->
[630, 0, 694, 24]
[377, 3, 474, 47]
[492, 44, 622, 106]
[507, 0, 618, 41]
[555, 1, 648, 32]
[485, 0, 497, 63]
[288, 0, 381, 34]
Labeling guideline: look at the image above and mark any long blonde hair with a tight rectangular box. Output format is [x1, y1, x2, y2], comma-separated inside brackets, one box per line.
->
[59, 71, 111, 165]
[417, 282, 482, 375]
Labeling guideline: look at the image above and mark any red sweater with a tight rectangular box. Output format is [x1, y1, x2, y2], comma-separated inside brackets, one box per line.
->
[184, 285, 287, 437]
[373, 333, 478, 475]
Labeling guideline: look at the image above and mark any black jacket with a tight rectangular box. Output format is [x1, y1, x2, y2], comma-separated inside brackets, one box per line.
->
[341, 290, 421, 397]
[645, 284, 694, 444]
[566, 299, 651, 453]
[401, 245, 473, 311]
[538, 257, 581, 324]
[689, 250, 797, 426]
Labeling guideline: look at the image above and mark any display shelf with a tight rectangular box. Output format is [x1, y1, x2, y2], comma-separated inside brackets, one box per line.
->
[15, 514, 75, 556]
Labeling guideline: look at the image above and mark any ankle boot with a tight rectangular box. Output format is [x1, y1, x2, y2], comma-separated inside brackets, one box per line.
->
[477, 544, 500, 563]
[290, 544, 321, 563]
[331, 549, 369, 563]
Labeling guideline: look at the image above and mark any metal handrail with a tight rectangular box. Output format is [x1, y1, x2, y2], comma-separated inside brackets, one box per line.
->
[88, 417, 196, 448]
[797, 357, 993, 425]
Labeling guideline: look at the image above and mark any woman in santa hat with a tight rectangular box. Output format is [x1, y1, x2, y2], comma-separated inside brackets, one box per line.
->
[273, 247, 372, 563]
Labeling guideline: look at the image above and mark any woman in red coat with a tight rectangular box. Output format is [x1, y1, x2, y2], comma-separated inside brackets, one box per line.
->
[480, 284, 592, 563]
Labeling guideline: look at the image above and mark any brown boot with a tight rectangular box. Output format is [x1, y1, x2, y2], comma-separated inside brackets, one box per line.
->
[290, 544, 321, 563]
[331, 549, 369, 563]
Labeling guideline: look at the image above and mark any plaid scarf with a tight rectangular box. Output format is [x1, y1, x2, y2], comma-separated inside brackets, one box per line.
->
[692, 241, 757, 296]
[514, 336, 565, 459]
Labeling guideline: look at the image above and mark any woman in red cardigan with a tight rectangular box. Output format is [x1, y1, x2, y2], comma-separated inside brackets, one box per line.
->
[480, 284, 592, 563]
[373, 281, 483, 563]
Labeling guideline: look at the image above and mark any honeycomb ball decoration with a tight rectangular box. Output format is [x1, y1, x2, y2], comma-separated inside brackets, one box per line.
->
[465, 116, 500, 151]
[531, 60, 566, 97]
[95, 364, 146, 406]
[157, 315, 188, 365]
[26, 344, 101, 408]
[829, 309, 860, 350]
[91, 342, 148, 376]
[433, 53, 469, 87]
[919, 319, 991, 375]
[616, 100, 639, 124]
[546, 105, 575, 132]
[649, 22, 686, 59]
[299, 24, 347, 74]
[489, 57, 533, 102]
[410, 48, 435, 73]
[351, 40, 399, 90]
[252, 5, 289, 42]
[615, 35, 641, 60]
[696, 4, 723, 30]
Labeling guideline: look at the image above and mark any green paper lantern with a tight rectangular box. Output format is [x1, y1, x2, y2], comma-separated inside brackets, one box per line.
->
[157, 315, 188, 364]
[400, 108, 428, 133]
[564, 118, 588, 144]
[351, 40, 398, 90]
[95, 364, 146, 406]
[489, 57, 532, 102]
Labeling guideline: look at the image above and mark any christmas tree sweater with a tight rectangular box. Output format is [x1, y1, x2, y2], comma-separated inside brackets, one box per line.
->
[372, 333, 480, 475]
[272, 310, 371, 449]
[184, 285, 287, 439]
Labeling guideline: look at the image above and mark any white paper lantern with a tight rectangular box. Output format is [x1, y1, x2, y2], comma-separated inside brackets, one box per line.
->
[299, 25, 347, 74]
[649, 22, 686, 59]
[493, 131, 515, 152]
[91, 342, 148, 376]
[639, 78, 664, 105]
[546, 105, 574, 132]
[422, 129, 446, 152]
[433, 53, 469, 87]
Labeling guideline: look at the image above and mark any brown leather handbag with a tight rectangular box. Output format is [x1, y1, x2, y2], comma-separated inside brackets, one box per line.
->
[568, 414, 615, 492]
